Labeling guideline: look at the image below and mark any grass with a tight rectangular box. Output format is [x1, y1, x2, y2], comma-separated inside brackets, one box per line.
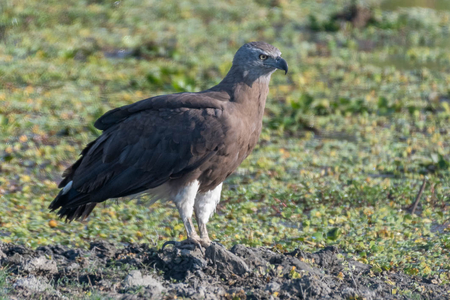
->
[1, 0, 450, 283]
[0, 268, 10, 299]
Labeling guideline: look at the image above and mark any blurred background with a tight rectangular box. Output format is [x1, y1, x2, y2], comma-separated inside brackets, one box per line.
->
[0, 0, 449, 277]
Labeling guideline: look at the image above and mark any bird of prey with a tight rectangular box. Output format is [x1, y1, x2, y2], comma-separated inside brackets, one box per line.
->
[50, 41, 288, 247]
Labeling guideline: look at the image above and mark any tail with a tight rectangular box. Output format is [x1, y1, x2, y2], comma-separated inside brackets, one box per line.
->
[50, 139, 100, 222]
[49, 183, 97, 222]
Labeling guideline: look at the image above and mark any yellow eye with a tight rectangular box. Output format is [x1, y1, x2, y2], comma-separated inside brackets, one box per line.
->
[259, 54, 268, 60]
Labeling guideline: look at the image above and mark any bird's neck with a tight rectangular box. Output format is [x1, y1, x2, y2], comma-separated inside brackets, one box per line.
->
[219, 65, 272, 88]
[213, 65, 272, 105]
[209, 66, 270, 128]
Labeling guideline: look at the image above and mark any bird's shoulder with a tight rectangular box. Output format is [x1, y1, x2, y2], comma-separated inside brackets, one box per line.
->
[94, 90, 230, 131]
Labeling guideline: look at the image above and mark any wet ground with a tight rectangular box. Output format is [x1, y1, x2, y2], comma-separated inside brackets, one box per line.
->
[1, 241, 447, 299]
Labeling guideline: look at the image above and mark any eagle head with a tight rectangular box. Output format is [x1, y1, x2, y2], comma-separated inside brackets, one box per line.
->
[232, 41, 288, 77]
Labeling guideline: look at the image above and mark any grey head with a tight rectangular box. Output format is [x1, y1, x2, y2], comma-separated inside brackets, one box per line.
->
[232, 41, 288, 78]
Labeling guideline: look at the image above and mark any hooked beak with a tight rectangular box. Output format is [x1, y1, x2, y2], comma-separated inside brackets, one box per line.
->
[276, 57, 288, 75]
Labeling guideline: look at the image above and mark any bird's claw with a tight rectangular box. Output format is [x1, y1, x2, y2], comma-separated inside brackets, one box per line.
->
[161, 240, 179, 251]
[161, 238, 205, 255]
[213, 241, 226, 249]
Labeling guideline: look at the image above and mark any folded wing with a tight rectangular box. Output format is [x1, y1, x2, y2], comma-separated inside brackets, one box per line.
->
[49, 94, 227, 221]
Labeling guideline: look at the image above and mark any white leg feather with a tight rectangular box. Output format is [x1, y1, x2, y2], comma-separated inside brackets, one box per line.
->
[194, 183, 222, 241]
[173, 180, 200, 239]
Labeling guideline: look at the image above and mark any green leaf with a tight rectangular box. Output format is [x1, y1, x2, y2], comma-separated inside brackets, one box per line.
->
[327, 227, 342, 241]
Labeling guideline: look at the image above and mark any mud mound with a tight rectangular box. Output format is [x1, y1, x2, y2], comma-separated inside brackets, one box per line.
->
[0, 241, 447, 299]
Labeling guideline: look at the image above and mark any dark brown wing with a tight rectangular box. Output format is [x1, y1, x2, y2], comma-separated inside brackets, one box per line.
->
[49, 93, 228, 220]
[94, 92, 227, 130]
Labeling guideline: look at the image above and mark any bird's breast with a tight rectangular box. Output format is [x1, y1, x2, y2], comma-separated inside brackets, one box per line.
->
[196, 104, 264, 192]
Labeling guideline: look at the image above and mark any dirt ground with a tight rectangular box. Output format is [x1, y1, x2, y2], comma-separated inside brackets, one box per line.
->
[0, 241, 448, 299]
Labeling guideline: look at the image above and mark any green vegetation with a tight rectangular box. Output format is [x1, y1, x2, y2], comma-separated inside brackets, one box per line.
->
[1, 0, 449, 283]
[0, 267, 11, 299]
